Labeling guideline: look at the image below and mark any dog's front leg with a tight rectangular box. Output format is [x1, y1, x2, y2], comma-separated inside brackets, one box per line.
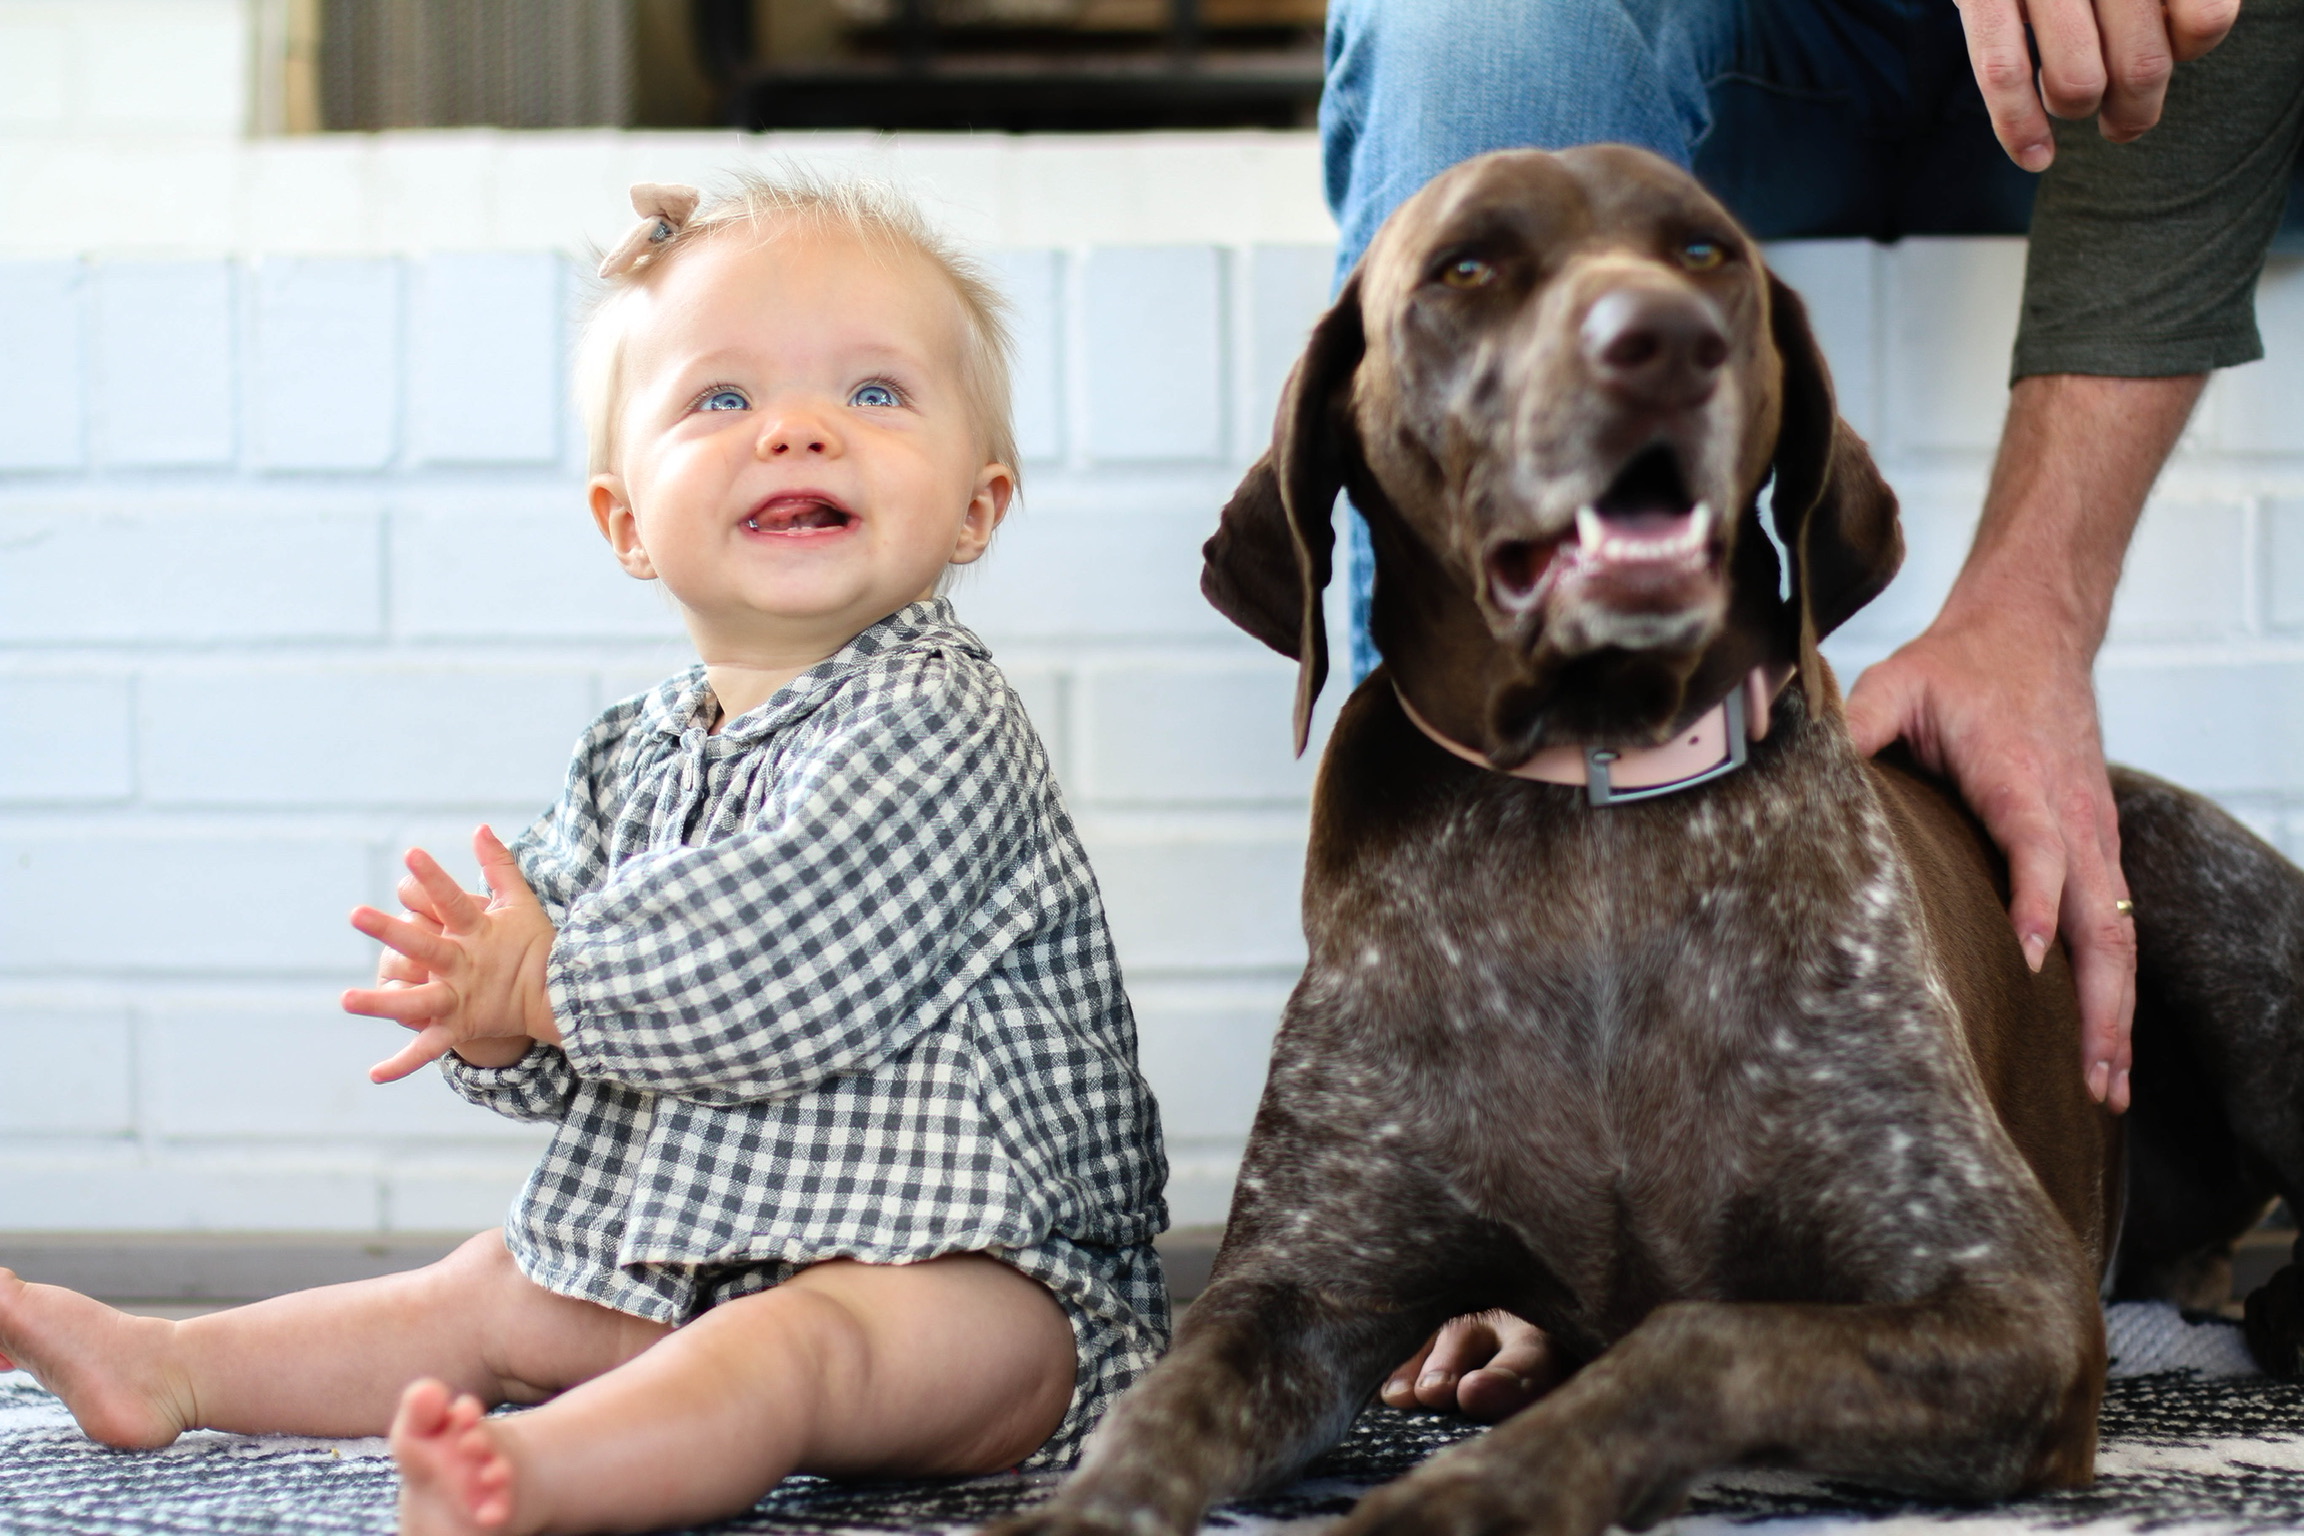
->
[1332, 1285, 2102, 1536]
[997, 1274, 1437, 1536]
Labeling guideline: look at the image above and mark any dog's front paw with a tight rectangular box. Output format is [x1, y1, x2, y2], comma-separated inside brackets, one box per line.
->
[1332, 1448, 1619, 1536]
[988, 1492, 1186, 1536]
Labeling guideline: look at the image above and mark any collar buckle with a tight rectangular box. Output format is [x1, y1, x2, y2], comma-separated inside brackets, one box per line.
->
[1583, 684, 1749, 807]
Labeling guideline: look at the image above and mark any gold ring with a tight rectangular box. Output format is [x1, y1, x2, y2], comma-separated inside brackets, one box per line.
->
[2115, 898, 2135, 918]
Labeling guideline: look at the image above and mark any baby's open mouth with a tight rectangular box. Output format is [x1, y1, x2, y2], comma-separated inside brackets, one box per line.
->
[744, 494, 854, 534]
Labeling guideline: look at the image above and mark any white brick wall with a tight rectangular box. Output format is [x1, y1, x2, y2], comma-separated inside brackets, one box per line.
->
[3, 134, 2302, 1236]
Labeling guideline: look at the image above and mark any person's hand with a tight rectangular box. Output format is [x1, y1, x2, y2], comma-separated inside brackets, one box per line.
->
[341, 827, 561, 1083]
[1954, 0, 2239, 170]
[1380, 1311, 1565, 1421]
[1844, 621, 2135, 1113]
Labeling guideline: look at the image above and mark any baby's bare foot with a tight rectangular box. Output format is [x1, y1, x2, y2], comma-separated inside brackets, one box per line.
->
[393, 1378, 527, 1536]
[0, 1267, 197, 1447]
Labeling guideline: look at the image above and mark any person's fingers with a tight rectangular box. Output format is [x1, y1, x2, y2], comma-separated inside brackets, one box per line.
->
[366, 1023, 455, 1083]
[1957, 0, 2059, 169]
[2056, 790, 2138, 1110]
[1453, 1318, 1563, 1422]
[350, 905, 459, 970]
[377, 945, 429, 986]
[1968, 772, 2067, 978]
[2028, 0, 2114, 119]
[1412, 1314, 1503, 1410]
[2090, 0, 2176, 141]
[473, 826, 540, 910]
[1841, 659, 1915, 761]
[1381, 1335, 1439, 1408]
[2165, 0, 2240, 60]
[404, 848, 485, 933]
[342, 978, 453, 1025]
[396, 871, 447, 924]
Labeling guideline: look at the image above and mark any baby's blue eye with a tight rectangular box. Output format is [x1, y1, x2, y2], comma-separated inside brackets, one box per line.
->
[849, 382, 901, 408]
[699, 388, 748, 412]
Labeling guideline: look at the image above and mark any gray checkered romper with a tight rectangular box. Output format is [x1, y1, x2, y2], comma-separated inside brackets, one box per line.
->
[439, 600, 1170, 1469]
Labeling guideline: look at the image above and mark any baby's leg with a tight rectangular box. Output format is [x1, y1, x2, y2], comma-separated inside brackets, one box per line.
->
[392, 1253, 1076, 1536]
[0, 1232, 667, 1446]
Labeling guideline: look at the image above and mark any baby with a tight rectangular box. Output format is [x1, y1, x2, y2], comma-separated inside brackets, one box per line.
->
[0, 174, 1168, 1536]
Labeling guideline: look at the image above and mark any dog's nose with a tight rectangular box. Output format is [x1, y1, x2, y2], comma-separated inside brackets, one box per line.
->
[1581, 288, 1728, 407]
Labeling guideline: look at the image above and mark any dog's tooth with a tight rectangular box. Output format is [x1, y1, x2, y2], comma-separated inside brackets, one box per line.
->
[1690, 501, 1715, 542]
[1577, 505, 1605, 551]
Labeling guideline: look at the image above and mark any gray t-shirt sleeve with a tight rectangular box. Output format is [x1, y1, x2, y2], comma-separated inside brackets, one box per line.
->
[2013, 0, 2304, 381]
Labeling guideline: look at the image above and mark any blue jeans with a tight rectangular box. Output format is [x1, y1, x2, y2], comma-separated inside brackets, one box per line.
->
[1323, 0, 2037, 681]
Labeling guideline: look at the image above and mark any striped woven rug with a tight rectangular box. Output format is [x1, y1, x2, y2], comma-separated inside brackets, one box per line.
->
[1, 1304, 2297, 1536]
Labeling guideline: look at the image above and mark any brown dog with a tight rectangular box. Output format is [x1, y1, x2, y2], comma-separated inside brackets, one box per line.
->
[999, 146, 2304, 1536]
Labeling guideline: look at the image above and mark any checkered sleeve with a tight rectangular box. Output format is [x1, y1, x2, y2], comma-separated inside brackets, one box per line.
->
[436, 695, 642, 1123]
[546, 657, 1038, 1105]
[438, 1041, 579, 1121]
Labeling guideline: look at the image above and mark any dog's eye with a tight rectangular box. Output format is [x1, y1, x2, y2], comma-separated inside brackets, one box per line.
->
[1440, 257, 1496, 290]
[1679, 240, 1726, 272]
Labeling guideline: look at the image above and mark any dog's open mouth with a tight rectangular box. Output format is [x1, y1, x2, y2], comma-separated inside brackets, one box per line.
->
[1484, 445, 1720, 623]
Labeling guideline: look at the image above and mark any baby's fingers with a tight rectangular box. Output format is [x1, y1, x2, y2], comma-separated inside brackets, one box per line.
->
[403, 847, 486, 933]
[342, 976, 453, 1025]
[367, 1024, 455, 1084]
[351, 905, 458, 969]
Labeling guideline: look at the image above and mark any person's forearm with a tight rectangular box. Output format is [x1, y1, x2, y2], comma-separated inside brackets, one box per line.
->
[1934, 372, 2206, 653]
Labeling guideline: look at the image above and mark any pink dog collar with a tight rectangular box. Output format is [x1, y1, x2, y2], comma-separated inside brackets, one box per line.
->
[1396, 667, 1784, 806]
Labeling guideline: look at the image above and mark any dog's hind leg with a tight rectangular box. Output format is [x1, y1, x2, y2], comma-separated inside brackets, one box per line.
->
[1328, 1284, 2102, 1536]
[2112, 768, 2304, 1374]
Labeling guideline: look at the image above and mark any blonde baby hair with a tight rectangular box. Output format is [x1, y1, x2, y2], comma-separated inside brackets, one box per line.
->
[574, 170, 1019, 493]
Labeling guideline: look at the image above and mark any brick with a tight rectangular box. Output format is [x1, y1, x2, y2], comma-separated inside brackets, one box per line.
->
[2097, 663, 2304, 797]
[1077, 662, 1313, 805]
[0, 830, 374, 974]
[409, 254, 563, 466]
[2212, 263, 2304, 454]
[390, 498, 683, 640]
[0, 506, 383, 642]
[0, 1156, 381, 1231]
[76, 0, 248, 135]
[2106, 501, 2247, 642]
[986, 249, 1063, 463]
[1161, 1139, 1247, 1227]
[141, 664, 597, 809]
[1242, 244, 1335, 459]
[1078, 817, 1308, 973]
[0, 261, 85, 470]
[1828, 481, 1982, 650]
[2263, 499, 2304, 632]
[0, 674, 132, 803]
[92, 261, 236, 467]
[251, 259, 400, 471]
[0, 1003, 133, 1134]
[1761, 240, 1878, 441]
[1084, 246, 1225, 462]
[1131, 983, 1283, 1140]
[954, 498, 1243, 644]
[386, 1164, 544, 1232]
[141, 998, 537, 1140]
[0, 17, 69, 127]
[1881, 238, 2024, 454]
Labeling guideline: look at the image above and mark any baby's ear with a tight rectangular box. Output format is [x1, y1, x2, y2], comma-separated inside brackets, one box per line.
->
[953, 461, 1014, 565]
[589, 475, 656, 580]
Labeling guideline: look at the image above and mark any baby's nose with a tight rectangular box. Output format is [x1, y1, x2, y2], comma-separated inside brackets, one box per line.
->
[760, 412, 838, 457]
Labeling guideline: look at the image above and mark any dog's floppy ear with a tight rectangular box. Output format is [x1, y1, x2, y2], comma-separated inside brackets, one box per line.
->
[1203, 274, 1367, 754]
[1766, 270, 1903, 715]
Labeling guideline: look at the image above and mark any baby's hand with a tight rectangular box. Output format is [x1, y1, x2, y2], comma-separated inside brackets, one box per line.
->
[341, 827, 562, 1084]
